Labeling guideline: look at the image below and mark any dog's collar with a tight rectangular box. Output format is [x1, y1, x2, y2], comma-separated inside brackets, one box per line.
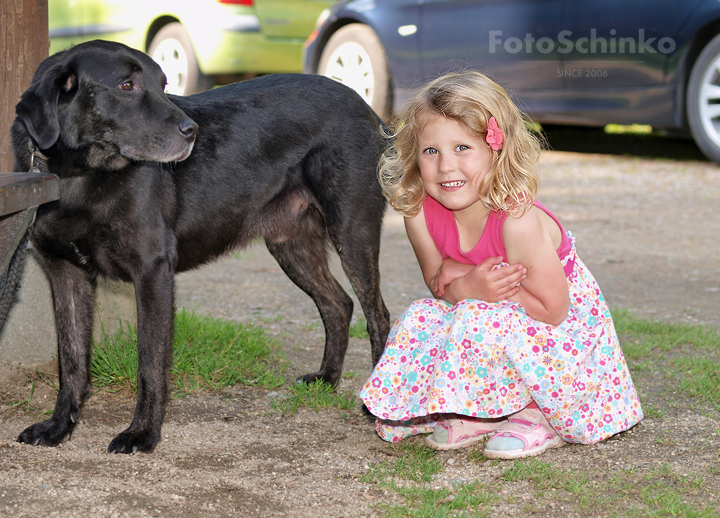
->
[27, 138, 49, 173]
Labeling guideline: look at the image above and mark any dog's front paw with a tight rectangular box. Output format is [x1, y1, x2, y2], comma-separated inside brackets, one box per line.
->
[108, 428, 159, 454]
[295, 370, 340, 386]
[17, 419, 72, 447]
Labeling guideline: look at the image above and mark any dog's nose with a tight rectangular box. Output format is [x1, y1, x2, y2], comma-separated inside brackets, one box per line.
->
[179, 118, 198, 141]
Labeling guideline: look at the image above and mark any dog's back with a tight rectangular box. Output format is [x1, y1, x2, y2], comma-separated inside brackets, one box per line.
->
[166, 74, 388, 271]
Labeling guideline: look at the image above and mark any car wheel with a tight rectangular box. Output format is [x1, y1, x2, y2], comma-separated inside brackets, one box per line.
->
[318, 24, 392, 121]
[687, 33, 720, 163]
[148, 23, 213, 96]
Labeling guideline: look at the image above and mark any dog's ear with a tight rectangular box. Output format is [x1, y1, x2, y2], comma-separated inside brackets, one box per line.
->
[15, 60, 78, 150]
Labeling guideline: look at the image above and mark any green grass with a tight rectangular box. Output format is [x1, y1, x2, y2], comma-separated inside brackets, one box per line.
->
[303, 321, 320, 332]
[604, 124, 655, 135]
[612, 309, 720, 410]
[381, 481, 497, 518]
[349, 315, 370, 340]
[607, 464, 714, 517]
[361, 441, 443, 485]
[10, 380, 37, 413]
[269, 380, 357, 413]
[674, 356, 720, 410]
[612, 309, 719, 357]
[642, 404, 666, 419]
[502, 458, 591, 497]
[499, 458, 717, 517]
[294, 314, 368, 339]
[91, 308, 284, 395]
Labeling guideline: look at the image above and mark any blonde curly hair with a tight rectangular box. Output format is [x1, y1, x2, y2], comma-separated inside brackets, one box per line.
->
[380, 70, 543, 217]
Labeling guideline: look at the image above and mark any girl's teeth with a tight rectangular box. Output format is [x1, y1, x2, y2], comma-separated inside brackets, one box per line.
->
[442, 181, 465, 187]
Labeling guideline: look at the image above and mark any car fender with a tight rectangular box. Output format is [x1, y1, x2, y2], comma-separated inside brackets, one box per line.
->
[307, 1, 422, 88]
[666, 0, 720, 128]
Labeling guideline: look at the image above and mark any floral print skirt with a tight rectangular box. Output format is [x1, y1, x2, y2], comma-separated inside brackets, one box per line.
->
[359, 243, 643, 444]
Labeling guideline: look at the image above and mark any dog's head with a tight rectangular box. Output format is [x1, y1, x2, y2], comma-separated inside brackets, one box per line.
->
[15, 40, 198, 169]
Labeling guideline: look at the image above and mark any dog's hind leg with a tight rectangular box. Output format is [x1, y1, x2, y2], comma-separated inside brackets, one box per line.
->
[333, 232, 391, 368]
[325, 202, 391, 368]
[17, 259, 96, 447]
[265, 211, 353, 386]
[107, 260, 174, 454]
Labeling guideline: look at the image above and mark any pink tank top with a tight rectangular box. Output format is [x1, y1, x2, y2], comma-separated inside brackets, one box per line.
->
[423, 196, 575, 277]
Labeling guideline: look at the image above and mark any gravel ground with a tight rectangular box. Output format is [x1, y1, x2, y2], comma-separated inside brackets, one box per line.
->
[1, 134, 719, 517]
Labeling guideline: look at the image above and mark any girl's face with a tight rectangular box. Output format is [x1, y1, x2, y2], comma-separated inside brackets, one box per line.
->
[417, 113, 493, 218]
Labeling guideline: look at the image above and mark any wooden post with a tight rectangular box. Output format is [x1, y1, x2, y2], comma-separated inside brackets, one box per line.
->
[0, 0, 49, 172]
[0, 1, 136, 368]
[0, 1, 57, 367]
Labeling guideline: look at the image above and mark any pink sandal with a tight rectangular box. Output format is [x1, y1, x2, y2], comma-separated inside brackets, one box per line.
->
[425, 416, 505, 451]
[482, 407, 564, 459]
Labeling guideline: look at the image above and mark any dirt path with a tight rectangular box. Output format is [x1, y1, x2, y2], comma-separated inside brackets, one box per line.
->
[1, 141, 719, 517]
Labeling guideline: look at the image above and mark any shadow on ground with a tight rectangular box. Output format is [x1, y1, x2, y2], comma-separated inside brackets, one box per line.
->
[541, 125, 709, 162]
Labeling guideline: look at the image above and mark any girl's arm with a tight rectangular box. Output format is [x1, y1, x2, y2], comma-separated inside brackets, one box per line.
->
[406, 208, 526, 302]
[503, 207, 570, 325]
[442, 256, 526, 304]
[432, 258, 474, 298]
[405, 209, 479, 297]
[404, 208, 447, 297]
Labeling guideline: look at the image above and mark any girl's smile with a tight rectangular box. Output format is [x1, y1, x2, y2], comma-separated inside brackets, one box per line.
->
[417, 113, 493, 220]
[440, 180, 466, 189]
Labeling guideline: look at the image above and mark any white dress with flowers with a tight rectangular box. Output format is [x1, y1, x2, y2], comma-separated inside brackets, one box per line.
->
[359, 198, 643, 444]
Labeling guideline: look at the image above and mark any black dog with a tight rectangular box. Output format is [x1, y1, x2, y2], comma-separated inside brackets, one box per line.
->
[11, 40, 390, 454]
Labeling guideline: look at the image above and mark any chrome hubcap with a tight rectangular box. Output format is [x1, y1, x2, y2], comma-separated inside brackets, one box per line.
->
[323, 42, 374, 106]
[151, 38, 188, 95]
[698, 54, 720, 148]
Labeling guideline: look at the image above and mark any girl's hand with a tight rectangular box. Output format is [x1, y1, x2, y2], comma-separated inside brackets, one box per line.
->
[443, 256, 526, 304]
[430, 259, 473, 298]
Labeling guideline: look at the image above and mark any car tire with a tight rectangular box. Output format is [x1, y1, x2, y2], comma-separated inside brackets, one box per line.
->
[318, 24, 392, 121]
[148, 23, 214, 96]
[687, 33, 720, 163]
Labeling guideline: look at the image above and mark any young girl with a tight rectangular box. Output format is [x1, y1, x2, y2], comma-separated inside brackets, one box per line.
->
[360, 71, 643, 459]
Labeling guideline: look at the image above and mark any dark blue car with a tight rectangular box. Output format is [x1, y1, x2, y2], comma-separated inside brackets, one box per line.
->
[303, 0, 720, 163]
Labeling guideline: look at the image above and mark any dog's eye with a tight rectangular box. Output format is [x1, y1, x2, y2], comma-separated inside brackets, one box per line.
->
[119, 81, 134, 91]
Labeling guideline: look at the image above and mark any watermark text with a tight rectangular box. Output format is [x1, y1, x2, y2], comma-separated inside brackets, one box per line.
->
[489, 29, 676, 55]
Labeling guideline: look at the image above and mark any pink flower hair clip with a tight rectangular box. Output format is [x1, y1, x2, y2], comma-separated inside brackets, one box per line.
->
[485, 116, 504, 151]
